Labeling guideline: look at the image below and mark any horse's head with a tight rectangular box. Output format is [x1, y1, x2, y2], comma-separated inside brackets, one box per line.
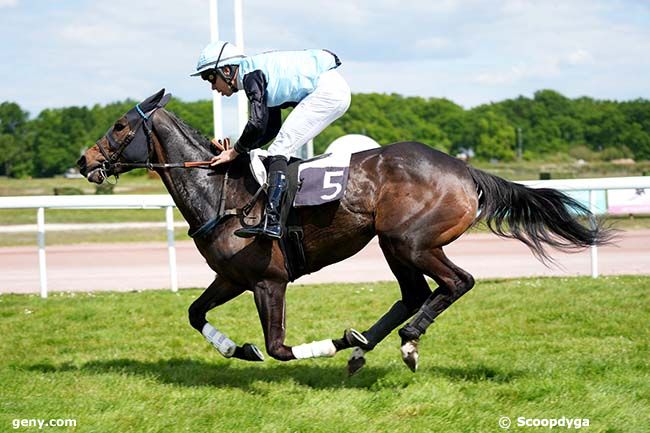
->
[78, 89, 171, 184]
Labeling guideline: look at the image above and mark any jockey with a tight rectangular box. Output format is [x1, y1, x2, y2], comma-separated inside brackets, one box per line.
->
[192, 41, 351, 239]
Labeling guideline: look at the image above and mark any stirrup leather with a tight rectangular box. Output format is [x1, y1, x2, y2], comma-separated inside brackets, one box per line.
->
[234, 170, 287, 239]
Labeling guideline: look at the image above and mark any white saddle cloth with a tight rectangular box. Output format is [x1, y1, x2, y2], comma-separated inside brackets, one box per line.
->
[248, 149, 352, 207]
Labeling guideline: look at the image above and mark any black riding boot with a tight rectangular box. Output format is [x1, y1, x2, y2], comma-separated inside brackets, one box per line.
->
[235, 156, 288, 240]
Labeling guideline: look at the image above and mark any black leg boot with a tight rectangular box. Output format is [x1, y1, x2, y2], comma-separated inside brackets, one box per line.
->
[235, 156, 288, 240]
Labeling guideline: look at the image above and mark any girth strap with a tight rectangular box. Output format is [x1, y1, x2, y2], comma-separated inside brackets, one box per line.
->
[279, 159, 308, 281]
[189, 166, 263, 240]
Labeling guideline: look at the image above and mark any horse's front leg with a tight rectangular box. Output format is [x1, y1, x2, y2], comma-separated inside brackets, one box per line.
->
[189, 275, 264, 362]
[254, 280, 337, 361]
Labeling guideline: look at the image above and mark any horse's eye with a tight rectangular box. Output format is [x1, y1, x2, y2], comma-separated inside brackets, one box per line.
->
[114, 122, 126, 132]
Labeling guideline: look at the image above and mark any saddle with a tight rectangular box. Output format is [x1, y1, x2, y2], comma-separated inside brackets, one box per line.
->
[188, 150, 351, 282]
[251, 150, 351, 281]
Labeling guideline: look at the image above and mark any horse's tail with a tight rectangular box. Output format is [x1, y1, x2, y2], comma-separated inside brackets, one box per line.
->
[467, 166, 615, 263]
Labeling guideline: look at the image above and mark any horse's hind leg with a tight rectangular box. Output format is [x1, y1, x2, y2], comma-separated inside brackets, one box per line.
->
[398, 247, 475, 371]
[333, 236, 432, 374]
[188, 275, 264, 362]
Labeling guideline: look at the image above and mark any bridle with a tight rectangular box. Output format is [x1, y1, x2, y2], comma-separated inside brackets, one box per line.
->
[93, 97, 263, 238]
[95, 102, 213, 182]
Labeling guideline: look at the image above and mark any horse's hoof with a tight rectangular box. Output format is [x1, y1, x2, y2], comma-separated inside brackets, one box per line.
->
[347, 347, 366, 376]
[244, 343, 265, 361]
[400, 340, 419, 372]
[344, 328, 369, 347]
[234, 343, 265, 361]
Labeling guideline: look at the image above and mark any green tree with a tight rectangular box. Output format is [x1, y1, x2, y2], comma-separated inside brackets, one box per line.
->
[0, 102, 32, 177]
[32, 106, 95, 177]
[467, 109, 516, 161]
[2, 89, 649, 178]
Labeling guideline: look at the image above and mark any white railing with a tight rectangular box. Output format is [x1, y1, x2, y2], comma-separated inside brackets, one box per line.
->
[0, 194, 177, 298]
[518, 176, 650, 191]
[520, 176, 650, 279]
[1, 176, 649, 298]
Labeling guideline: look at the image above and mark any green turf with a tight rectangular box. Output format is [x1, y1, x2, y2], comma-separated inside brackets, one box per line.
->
[1, 276, 648, 432]
[0, 208, 186, 226]
[0, 227, 192, 247]
[0, 172, 166, 197]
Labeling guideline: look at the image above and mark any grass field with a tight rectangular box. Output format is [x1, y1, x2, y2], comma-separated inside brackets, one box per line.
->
[0, 227, 192, 247]
[0, 171, 165, 197]
[0, 208, 192, 247]
[1, 276, 648, 432]
[471, 160, 650, 181]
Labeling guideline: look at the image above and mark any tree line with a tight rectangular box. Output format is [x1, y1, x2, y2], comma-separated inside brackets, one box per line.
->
[1, 89, 648, 178]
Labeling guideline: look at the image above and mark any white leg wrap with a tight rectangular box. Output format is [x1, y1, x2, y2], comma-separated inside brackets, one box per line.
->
[291, 339, 337, 359]
[202, 323, 236, 358]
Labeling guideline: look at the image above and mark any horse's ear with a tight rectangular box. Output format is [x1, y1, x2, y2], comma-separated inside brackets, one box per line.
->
[140, 88, 166, 111]
[158, 93, 172, 108]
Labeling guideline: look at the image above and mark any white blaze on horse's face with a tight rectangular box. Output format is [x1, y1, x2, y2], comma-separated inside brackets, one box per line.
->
[78, 116, 132, 184]
[77, 144, 107, 184]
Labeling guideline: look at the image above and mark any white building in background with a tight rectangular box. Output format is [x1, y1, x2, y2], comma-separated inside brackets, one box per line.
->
[325, 134, 380, 155]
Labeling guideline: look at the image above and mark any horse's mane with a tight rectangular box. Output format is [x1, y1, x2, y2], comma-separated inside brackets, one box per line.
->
[162, 108, 214, 155]
[160, 108, 251, 177]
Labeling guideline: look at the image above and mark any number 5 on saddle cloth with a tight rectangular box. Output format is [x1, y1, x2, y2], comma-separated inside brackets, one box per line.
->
[249, 149, 352, 280]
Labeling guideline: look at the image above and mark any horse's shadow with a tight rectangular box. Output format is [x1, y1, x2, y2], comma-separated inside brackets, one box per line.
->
[429, 365, 523, 383]
[26, 357, 523, 390]
[26, 357, 390, 390]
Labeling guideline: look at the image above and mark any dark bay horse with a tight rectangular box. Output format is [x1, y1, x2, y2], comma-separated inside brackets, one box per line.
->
[78, 90, 613, 373]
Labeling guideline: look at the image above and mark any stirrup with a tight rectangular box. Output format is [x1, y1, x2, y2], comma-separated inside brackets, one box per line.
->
[234, 225, 262, 239]
[263, 223, 282, 239]
[234, 227, 282, 239]
[234, 219, 282, 239]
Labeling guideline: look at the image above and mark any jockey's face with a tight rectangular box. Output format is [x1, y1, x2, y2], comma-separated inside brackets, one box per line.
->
[211, 66, 235, 97]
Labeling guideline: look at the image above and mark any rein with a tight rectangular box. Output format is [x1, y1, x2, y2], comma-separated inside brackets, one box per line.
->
[96, 103, 214, 179]
[113, 160, 215, 170]
[97, 99, 265, 238]
[97, 100, 264, 238]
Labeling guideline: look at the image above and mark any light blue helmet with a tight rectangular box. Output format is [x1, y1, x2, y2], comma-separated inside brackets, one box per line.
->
[191, 41, 245, 77]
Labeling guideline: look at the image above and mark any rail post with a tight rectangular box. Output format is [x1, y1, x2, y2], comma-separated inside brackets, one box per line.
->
[589, 189, 599, 278]
[166, 206, 179, 292]
[37, 207, 48, 298]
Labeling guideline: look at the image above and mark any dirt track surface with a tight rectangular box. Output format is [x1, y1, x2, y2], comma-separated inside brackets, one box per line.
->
[1, 230, 648, 294]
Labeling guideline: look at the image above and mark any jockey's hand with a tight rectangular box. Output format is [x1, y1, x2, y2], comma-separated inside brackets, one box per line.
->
[211, 137, 231, 152]
[209, 147, 239, 166]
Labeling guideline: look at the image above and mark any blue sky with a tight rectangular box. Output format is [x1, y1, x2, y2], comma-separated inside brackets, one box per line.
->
[1, 0, 649, 135]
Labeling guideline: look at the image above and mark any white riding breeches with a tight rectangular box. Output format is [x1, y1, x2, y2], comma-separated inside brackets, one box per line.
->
[267, 69, 351, 159]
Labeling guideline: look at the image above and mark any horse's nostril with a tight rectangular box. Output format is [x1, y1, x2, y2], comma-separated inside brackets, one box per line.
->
[77, 156, 89, 176]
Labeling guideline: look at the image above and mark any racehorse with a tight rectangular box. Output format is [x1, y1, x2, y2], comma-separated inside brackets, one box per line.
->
[78, 90, 613, 374]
